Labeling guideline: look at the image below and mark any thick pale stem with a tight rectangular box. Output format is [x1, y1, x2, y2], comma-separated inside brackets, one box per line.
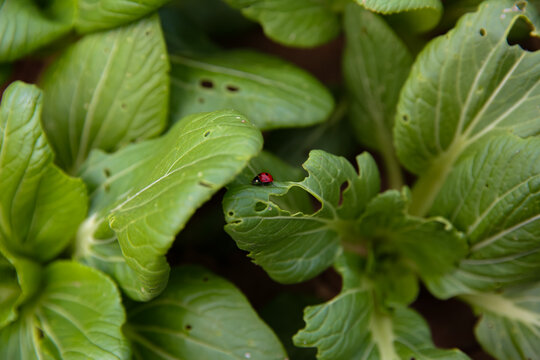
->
[409, 140, 465, 217]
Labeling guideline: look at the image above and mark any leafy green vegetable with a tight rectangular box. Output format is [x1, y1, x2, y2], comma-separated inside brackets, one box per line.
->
[225, 150, 380, 283]
[343, 4, 412, 188]
[41, 15, 169, 173]
[394, 0, 540, 215]
[169, 50, 334, 130]
[426, 134, 540, 298]
[293, 253, 470, 359]
[0, 82, 87, 262]
[0, 0, 73, 62]
[0, 261, 130, 360]
[77, 110, 263, 301]
[223, 0, 340, 47]
[358, 189, 467, 282]
[125, 265, 287, 360]
[76, 0, 170, 33]
[462, 283, 540, 360]
[357, 0, 443, 32]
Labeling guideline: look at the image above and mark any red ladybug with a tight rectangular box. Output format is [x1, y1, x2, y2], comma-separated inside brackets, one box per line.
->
[252, 172, 273, 185]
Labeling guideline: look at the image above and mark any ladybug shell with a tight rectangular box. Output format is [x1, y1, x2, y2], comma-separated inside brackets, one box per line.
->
[252, 172, 273, 185]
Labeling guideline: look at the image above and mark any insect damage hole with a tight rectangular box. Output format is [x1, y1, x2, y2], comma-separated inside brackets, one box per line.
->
[506, 15, 539, 51]
[225, 85, 240, 93]
[200, 79, 214, 89]
[185, 324, 192, 331]
[255, 202, 267, 212]
[198, 181, 213, 188]
[338, 181, 350, 207]
[203, 130, 211, 137]
[103, 168, 111, 177]
[479, 28, 486, 36]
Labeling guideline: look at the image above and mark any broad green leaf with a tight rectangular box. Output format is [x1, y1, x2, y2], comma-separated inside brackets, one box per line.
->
[0, 248, 41, 329]
[125, 266, 287, 360]
[0, 82, 87, 262]
[357, 0, 443, 32]
[169, 50, 334, 130]
[41, 15, 169, 173]
[224, 150, 380, 283]
[76, 0, 169, 33]
[77, 110, 263, 301]
[0, 0, 73, 62]
[462, 283, 540, 360]
[223, 0, 340, 47]
[358, 190, 467, 281]
[293, 253, 470, 360]
[0, 261, 130, 360]
[343, 5, 412, 188]
[425, 134, 540, 299]
[394, 0, 540, 215]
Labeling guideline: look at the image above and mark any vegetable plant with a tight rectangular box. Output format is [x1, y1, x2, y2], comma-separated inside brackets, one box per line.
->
[0, 0, 539, 359]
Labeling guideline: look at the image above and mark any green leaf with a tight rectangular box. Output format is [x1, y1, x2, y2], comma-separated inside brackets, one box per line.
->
[462, 283, 540, 360]
[343, 5, 412, 188]
[394, 0, 540, 215]
[357, 0, 443, 32]
[293, 253, 470, 360]
[0, 0, 73, 62]
[77, 110, 263, 301]
[76, 0, 169, 33]
[224, 150, 380, 283]
[0, 82, 87, 262]
[41, 14, 169, 173]
[125, 265, 287, 360]
[169, 50, 334, 130]
[0, 248, 41, 329]
[0, 261, 130, 360]
[425, 134, 540, 299]
[358, 189, 468, 281]
[223, 0, 340, 47]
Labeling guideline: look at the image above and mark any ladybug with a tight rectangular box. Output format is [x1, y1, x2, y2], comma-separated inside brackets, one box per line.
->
[252, 172, 273, 185]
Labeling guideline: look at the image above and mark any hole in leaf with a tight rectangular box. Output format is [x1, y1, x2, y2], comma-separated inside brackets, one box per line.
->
[185, 324, 192, 330]
[200, 79, 214, 89]
[269, 186, 321, 215]
[36, 328, 44, 339]
[402, 114, 409, 122]
[485, 183, 490, 188]
[506, 15, 540, 51]
[226, 85, 240, 92]
[254, 202, 267, 212]
[145, 30, 151, 36]
[204, 131, 211, 137]
[198, 181, 213, 188]
[103, 168, 111, 177]
[410, 358, 416, 360]
[198, 97, 205, 103]
[228, 211, 234, 217]
[338, 181, 350, 207]
[479, 28, 486, 36]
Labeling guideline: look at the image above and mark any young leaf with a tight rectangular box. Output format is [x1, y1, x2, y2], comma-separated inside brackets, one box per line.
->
[293, 253, 470, 359]
[358, 189, 467, 281]
[343, 5, 412, 188]
[125, 266, 287, 360]
[0, 248, 41, 329]
[223, 0, 340, 47]
[76, 0, 169, 33]
[41, 15, 169, 173]
[0, 261, 130, 360]
[462, 283, 540, 360]
[77, 110, 263, 301]
[356, 0, 443, 32]
[169, 50, 334, 130]
[0, 82, 87, 262]
[224, 150, 380, 283]
[425, 134, 540, 299]
[394, 0, 540, 215]
[0, 0, 73, 62]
